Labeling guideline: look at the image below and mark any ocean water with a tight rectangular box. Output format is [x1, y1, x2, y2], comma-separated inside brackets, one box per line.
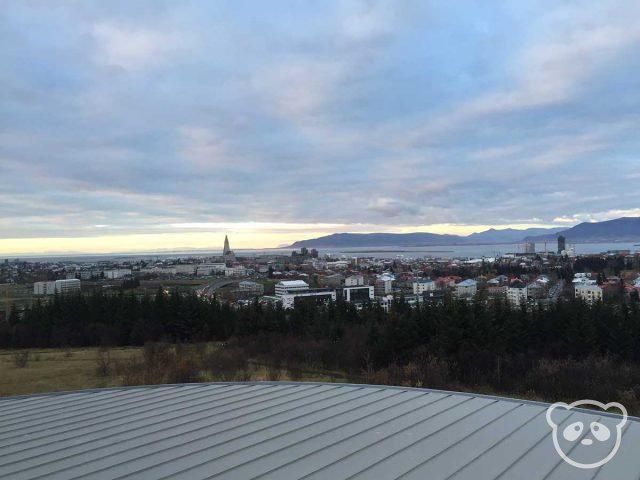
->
[8, 242, 639, 263]
[320, 242, 640, 259]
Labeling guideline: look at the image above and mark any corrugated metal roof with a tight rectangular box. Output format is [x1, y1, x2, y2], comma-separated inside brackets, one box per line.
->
[0, 382, 638, 479]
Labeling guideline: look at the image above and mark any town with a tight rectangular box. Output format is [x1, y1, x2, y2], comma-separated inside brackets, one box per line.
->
[2, 235, 639, 321]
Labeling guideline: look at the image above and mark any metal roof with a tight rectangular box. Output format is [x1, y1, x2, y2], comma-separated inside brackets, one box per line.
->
[276, 280, 309, 287]
[0, 382, 638, 479]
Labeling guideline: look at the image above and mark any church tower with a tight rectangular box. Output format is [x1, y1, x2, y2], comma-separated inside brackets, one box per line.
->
[223, 235, 236, 264]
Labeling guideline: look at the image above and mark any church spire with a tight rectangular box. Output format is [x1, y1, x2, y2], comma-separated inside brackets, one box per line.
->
[223, 235, 235, 264]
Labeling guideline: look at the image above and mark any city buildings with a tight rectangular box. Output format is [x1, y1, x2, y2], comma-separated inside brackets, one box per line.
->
[319, 273, 344, 288]
[104, 269, 132, 279]
[344, 275, 364, 287]
[573, 273, 597, 285]
[224, 266, 246, 277]
[34, 279, 81, 296]
[196, 263, 225, 276]
[9, 237, 639, 317]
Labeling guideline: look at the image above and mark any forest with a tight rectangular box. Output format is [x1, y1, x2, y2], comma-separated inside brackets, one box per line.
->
[2, 289, 640, 413]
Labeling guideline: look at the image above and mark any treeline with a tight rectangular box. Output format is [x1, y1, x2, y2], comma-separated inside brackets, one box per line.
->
[2, 290, 640, 360]
[3, 290, 640, 411]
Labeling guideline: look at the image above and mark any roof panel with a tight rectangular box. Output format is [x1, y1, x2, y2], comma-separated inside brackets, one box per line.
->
[0, 382, 637, 480]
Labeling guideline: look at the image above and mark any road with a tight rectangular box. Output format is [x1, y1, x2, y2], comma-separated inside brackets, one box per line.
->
[198, 277, 254, 296]
[548, 279, 565, 301]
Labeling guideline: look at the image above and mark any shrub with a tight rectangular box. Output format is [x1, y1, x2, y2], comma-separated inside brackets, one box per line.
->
[13, 351, 30, 368]
[95, 347, 112, 377]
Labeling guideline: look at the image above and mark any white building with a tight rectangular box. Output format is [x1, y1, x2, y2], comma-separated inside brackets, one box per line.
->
[225, 266, 246, 277]
[280, 289, 336, 309]
[507, 285, 528, 306]
[275, 280, 309, 297]
[34, 281, 56, 296]
[454, 279, 477, 298]
[34, 279, 81, 296]
[79, 270, 95, 280]
[575, 285, 603, 304]
[172, 264, 195, 275]
[326, 260, 349, 269]
[196, 263, 226, 276]
[237, 280, 264, 297]
[103, 269, 132, 280]
[56, 279, 81, 294]
[413, 278, 435, 295]
[345, 275, 364, 287]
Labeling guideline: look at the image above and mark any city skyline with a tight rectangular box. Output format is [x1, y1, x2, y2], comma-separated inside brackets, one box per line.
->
[2, 1, 640, 254]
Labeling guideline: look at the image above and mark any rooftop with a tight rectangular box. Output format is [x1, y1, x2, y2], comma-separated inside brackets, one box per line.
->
[1, 382, 638, 479]
[276, 280, 309, 288]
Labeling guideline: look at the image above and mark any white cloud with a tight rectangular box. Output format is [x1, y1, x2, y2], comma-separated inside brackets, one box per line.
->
[369, 197, 420, 217]
[340, 0, 398, 42]
[255, 60, 345, 121]
[179, 127, 232, 169]
[553, 209, 640, 224]
[92, 22, 182, 70]
[403, 2, 640, 143]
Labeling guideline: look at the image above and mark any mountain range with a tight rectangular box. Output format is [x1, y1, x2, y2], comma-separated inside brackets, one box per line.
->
[289, 217, 640, 248]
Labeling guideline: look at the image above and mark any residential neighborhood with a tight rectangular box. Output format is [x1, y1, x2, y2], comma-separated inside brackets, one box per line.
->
[2, 236, 639, 320]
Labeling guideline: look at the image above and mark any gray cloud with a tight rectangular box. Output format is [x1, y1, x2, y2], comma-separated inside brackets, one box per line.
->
[1, 0, 640, 244]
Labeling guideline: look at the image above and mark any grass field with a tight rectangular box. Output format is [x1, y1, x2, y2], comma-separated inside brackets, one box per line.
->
[0, 345, 350, 397]
[0, 347, 141, 397]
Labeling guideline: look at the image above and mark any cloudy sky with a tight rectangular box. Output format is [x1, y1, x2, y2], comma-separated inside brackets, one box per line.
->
[1, 0, 640, 254]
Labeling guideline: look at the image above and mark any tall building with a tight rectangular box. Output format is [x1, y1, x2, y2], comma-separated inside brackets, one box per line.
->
[524, 241, 535, 254]
[223, 235, 236, 264]
[557, 235, 566, 254]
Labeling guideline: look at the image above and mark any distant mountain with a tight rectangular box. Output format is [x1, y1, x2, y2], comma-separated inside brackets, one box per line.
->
[289, 218, 640, 248]
[525, 217, 640, 243]
[466, 227, 565, 243]
[289, 232, 464, 248]
[289, 226, 563, 248]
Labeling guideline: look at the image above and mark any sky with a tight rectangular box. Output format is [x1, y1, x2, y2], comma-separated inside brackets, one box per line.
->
[1, 0, 640, 254]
